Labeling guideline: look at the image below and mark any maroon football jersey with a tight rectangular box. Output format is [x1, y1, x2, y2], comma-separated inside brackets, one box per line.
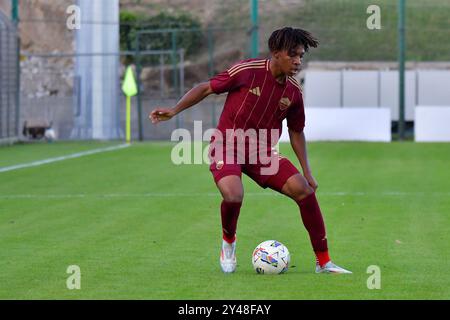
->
[210, 58, 305, 146]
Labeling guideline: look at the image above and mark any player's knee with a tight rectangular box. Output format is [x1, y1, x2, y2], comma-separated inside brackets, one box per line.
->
[304, 185, 315, 197]
[222, 192, 244, 203]
[291, 184, 314, 202]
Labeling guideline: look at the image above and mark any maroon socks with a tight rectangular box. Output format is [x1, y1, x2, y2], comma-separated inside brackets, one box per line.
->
[221, 200, 242, 243]
[297, 193, 330, 266]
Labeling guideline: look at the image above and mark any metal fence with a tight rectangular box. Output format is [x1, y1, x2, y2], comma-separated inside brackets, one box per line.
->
[0, 10, 19, 143]
[17, 21, 251, 141]
[19, 50, 190, 141]
[134, 26, 250, 140]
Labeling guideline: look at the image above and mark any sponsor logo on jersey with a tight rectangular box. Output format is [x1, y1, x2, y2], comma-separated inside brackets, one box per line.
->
[249, 86, 261, 96]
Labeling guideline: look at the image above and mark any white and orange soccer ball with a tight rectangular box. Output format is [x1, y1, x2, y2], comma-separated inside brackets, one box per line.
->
[252, 240, 290, 274]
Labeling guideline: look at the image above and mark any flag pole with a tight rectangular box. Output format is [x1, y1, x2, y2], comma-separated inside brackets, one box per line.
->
[122, 66, 138, 144]
[126, 96, 131, 144]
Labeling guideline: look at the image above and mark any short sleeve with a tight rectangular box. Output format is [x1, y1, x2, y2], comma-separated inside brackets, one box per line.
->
[209, 68, 246, 94]
[286, 91, 305, 132]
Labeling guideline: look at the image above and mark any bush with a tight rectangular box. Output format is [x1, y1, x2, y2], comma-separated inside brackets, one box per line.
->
[120, 11, 203, 65]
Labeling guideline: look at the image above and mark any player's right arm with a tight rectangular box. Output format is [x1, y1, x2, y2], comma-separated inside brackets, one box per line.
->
[149, 81, 214, 124]
[150, 60, 250, 124]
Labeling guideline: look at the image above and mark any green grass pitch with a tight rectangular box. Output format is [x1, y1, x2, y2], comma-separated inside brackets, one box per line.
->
[0, 141, 449, 299]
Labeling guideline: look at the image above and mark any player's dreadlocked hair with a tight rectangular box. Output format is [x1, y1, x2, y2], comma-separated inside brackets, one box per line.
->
[268, 27, 319, 53]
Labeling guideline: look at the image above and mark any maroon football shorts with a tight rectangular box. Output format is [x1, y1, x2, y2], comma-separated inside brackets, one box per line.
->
[209, 152, 300, 192]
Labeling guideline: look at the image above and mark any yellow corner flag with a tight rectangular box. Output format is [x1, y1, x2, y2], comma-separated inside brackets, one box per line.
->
[122, 66, 138, 143]
[122, 66, 138, 97]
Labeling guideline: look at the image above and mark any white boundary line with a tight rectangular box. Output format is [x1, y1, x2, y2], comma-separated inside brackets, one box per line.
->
[0, 191, 448, 200]
[0, 143, 130, 173]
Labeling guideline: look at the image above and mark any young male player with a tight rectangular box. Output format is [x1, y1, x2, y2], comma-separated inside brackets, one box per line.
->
[150, 27, 351, 274]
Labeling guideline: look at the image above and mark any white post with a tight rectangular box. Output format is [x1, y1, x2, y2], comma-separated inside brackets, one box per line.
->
[72, 0, 120, 140]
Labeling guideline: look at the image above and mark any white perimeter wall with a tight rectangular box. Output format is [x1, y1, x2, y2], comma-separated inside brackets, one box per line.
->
[304, 70, 450, 122]
[280, 108, 391, 142]
[415, 106, 450, 142]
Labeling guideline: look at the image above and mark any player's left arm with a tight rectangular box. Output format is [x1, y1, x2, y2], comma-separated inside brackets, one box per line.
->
[288, 129, 318, 191]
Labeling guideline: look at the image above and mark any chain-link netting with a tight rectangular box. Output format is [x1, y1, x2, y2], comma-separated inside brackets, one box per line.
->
[0, 10, 19, 142]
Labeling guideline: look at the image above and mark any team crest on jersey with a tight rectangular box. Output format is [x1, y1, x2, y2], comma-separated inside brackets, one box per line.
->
[216, 160, 224, 170]
[279, 97, 292, 111]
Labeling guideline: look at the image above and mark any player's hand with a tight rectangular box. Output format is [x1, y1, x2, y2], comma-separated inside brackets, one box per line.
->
[304, 171, 318, 191]
[149, 108, 176, 124]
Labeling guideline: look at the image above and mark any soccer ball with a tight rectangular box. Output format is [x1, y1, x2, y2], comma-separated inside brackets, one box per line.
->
[44, 128, 56, 142]
[252, 240, 290, 274]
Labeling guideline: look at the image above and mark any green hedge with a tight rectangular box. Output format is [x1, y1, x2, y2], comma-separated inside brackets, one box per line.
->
[120, 11, 203, 65]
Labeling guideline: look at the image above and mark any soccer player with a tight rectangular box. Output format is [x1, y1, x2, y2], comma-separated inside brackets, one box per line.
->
[150, 27, 352, 274]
